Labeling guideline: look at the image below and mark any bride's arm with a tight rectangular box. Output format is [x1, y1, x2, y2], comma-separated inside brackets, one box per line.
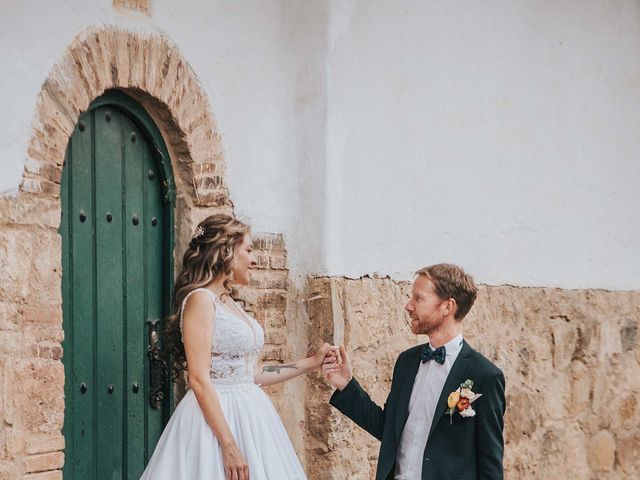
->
[253, 343, 336, 387]
[182, 292, 249, 480]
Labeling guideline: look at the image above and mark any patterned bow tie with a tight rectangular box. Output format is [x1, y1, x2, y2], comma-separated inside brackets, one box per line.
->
[421, 345, 446, 364]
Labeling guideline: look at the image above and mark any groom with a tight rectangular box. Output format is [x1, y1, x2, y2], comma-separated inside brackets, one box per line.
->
[322, 264, 506, 480]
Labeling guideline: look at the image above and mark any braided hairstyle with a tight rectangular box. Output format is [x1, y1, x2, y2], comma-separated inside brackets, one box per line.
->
[164, 214, 250, 379]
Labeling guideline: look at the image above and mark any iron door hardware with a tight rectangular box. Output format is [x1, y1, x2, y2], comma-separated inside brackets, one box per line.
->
[147, 319, 168, 409]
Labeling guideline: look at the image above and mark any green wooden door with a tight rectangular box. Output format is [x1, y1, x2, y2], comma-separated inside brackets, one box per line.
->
[60, 92, 174, 479]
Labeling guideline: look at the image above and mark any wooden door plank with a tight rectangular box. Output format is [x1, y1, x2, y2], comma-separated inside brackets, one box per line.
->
[94, 106, 125, 478]
[123, 117, 146, 479]
[69, 112, 97, 479]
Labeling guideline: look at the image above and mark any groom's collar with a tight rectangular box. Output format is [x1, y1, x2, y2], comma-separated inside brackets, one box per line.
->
[441, 333, 463, 357]
[424, 333, 464, 356]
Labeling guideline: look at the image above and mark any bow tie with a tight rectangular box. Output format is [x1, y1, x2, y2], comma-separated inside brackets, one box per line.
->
[421, 344, 446, 365]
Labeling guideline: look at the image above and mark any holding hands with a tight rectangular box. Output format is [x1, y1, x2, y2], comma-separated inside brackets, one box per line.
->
[321, 345, 353, 391]
[309, 343, 338, 368]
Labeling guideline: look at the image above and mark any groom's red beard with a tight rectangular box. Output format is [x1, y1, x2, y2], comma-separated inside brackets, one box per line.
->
[406, 314, 423, 334]
[408, 312, 444, 336]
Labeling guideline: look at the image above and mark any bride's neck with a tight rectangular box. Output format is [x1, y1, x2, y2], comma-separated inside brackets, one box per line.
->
[205, 276, 231, 296]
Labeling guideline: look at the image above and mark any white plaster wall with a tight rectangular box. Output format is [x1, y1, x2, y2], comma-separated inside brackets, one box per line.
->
[323, 0, 640, 289]
[1, 1, 639, 289]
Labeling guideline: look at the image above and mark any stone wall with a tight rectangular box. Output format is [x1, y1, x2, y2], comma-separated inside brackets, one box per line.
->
[304, 276, 640, 480]
[0, 194, 66, 480]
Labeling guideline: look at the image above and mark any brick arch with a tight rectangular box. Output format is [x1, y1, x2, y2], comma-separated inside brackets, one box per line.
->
[1, 28, 236, 477]
[23, 26, 232, 210]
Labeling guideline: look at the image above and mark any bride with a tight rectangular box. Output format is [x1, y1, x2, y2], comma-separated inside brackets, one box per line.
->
[140, 214, 333, 480]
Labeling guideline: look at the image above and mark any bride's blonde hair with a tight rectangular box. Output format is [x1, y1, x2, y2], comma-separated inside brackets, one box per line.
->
[164, 214, 250, 379]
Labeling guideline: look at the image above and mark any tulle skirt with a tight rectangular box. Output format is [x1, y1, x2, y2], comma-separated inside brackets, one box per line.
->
[140, 382, 306, 479]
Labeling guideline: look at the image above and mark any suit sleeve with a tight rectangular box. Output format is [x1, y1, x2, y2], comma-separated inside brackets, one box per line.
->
[475, 369, 506, 480]
[329, 377, 386, 440]
[329, 356, 404, 441]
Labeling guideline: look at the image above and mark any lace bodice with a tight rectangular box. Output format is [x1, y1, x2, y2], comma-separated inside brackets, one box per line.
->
[180, 289, 264, 385]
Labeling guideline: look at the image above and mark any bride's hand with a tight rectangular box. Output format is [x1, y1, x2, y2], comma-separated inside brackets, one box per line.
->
[222, 443, 249, 480]
[310, 343, 337, 369]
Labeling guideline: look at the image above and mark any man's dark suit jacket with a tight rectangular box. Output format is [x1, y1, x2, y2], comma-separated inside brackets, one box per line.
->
[330, 341, 506, 480]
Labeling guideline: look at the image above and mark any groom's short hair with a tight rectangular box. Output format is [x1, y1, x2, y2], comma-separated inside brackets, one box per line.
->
[415, 263, 478, 320]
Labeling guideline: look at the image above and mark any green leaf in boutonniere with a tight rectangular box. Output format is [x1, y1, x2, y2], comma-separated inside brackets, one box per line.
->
[461, 379, 474, 390]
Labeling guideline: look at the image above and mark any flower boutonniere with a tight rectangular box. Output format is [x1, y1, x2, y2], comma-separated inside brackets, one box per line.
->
[446, 379, 482, 424]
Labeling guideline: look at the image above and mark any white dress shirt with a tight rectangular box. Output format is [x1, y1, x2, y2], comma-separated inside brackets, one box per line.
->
[394, 333, 464, 479]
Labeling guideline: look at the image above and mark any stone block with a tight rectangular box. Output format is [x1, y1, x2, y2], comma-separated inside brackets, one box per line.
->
[619, 394, 638, 421]
[264, 329, 284, 345]
[0, 195, 60, 229]
[21, 178, 59, 198]
[249, 270, 288, 290]
[253, 252, 269, 269]
[11, 360, 64, 432]
[599, 323, 623, 360]
[616, 434, 640, 474]
[264, 309, 286, 330]
[550, 317, 578, 369]
[0, 359, 15, 426]
[569, 360, 591, 415]
[0, 461, 19, 480]
[32, 343, 63, 361]
[23, 326, 64, 344]
[0, 302, 19, 332]
[24, 435, 64, 456]
[256, 291, 287, 311]
[269, 253, 288, 270]
[190, 162, 222, 176]
[0, 429, 6, 461]
[621, 318, 638, 352]
[504, 390, 541, 444]
[3, 428, 23, 462]
[253, 233, 285, 253]
[23, 452, 64, 474]
[588, 430, 616, 472]
[23, 470, 62, 480]
[0, 331, 28, 355]
[0, 228, 61, 305]
[261, 345, 284, 362]
[194, 191, 229, 207]
[21, 306, 62, 326]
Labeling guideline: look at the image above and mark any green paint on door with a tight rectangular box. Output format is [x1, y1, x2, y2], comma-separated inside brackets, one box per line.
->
[60, 91, 174, 479]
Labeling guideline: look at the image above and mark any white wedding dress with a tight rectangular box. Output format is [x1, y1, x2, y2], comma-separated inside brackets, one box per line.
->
[140, 288, 306, 479]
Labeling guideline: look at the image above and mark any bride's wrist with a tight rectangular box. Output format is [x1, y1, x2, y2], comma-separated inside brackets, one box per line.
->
[219, 437, 237, 450]
[299, 357, 317, 372]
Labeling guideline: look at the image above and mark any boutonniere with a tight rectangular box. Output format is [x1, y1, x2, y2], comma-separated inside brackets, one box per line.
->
[446, 379, 482, 423]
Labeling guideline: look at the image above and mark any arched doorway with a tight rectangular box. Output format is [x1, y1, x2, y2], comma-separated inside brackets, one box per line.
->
[59, 90, 175, 479]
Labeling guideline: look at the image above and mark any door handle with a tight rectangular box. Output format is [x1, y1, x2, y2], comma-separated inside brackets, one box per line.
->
[147, 319, 168, 409]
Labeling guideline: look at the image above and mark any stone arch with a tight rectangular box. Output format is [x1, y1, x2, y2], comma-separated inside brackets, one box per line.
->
[22, 26, 232, 213]
[2, 26, 236, 478]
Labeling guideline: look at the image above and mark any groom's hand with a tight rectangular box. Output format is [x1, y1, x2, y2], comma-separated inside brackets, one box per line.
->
[322, 345, 353, 391]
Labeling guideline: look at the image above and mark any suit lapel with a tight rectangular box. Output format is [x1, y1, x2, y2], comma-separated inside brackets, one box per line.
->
[426, 341, 473, 441]
[394, 346, 423, 441]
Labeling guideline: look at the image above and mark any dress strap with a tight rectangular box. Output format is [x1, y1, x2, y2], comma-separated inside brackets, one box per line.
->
[179, 288, 219, 339]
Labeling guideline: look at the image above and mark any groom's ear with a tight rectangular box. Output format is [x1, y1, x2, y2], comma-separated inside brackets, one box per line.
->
[443, 298, 457, 316]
